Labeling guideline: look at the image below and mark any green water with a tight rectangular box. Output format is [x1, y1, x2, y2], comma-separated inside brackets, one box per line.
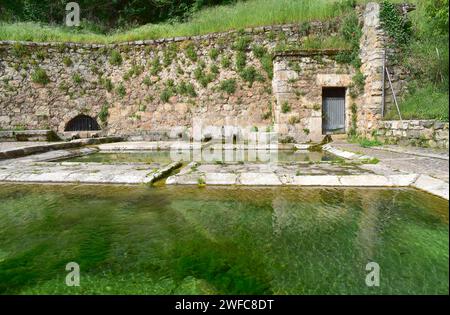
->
[62, 150, 336, 164]
[0, 184, 448, 295]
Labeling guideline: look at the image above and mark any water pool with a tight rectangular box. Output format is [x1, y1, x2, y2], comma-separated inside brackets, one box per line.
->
[61, 150, 337, 164]
[0, 184, 447, 294]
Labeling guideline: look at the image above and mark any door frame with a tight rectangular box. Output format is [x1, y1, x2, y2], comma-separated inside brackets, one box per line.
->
[321, 87, 347, 135]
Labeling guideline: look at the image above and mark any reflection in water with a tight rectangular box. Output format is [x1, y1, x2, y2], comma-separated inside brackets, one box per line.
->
[0, 184, 447, 295]
[62, 150, 336, 164]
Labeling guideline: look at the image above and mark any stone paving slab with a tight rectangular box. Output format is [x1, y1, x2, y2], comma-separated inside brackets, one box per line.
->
[0, 147, 98, 165]
[0, 161, 181, 184]
[330, 141, 450, 183]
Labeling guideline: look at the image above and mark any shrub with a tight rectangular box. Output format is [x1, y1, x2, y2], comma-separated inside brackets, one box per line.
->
[102, 77, 114, 92]
[109, 50, 123, 66]
[221, 56, 231, 68]
[380, 0, 412, 47]
[233, 36, 251, 51]
[72, 73, 83, 85]
[185, 43, 197, 61]
[281, 101, 291, 113]
[239, 66, 264, 87]
[62, 56, 73, 67]
[160, 88, 173, 103]
[251, 44, 266, 58]
[235, 51, 246, 71]
[150, 57, 161, 75]
[143, 76, 151, 86]
[98, 103, 109, 124]
[219, 79, 237, 94]
[31, 67, 50, 85]
[289, 115, 300, 124]
[209, 48, 219, 60]
[116, 83, 126, 98]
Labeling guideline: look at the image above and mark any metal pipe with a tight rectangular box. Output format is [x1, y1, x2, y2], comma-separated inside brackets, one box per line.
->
[385, 66, 402, 121]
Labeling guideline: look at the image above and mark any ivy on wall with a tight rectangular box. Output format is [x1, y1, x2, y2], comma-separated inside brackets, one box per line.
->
[380, 0, 412, 48]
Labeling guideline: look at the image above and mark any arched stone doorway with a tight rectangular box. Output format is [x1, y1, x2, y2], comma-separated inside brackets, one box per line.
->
[64, 115, 100, 131]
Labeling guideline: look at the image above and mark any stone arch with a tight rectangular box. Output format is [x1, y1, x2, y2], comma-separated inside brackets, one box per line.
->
[64, 114, 100, 131]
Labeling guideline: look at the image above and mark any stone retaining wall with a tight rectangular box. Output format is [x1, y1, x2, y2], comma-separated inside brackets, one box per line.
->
[0, 3, 407, 143]
[377, 120, 449, 149]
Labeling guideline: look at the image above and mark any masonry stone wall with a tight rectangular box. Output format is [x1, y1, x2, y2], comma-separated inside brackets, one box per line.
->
[0, 20, 343, 141]
[0, 3, 409, 143]
[273, 51, 355, 142]
[377, 120, 449, 149]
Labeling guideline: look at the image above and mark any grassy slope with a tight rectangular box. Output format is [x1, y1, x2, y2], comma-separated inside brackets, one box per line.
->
[0, 0, 348, 44]
[383, 0, 449, 121]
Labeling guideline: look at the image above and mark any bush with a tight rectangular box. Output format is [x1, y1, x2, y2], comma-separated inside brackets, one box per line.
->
[160, 88, 173, 103]
[31, 67, 50, 85]
[209, 48, 219, 60]
[239, 66, 264, 87]
[62, 56, 73, 67]
[235, 51, 246, 71]
[72, 73, 83, 85]
[221, 56, 231, 68]
[281, 101, 291, 113]
[150, 57, 162, 75]
[98, 103, 109, 124]
[116, 83, 126, 98]
[219, 79, 237, 94]
[109, 50, 123, 66]
[184, 43, 197, 61]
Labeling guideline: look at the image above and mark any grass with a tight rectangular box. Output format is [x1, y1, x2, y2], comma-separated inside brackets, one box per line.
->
[385, 84, 449, 122]
[348, 135, 383, 148]
[0, 0, 352, 44]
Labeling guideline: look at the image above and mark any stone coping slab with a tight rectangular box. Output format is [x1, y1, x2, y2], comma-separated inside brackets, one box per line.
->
[0, 137, 122, 160]
[98, 141, 207, 151]
[165, 162, 448, 200]
[0, 161, 181, 185]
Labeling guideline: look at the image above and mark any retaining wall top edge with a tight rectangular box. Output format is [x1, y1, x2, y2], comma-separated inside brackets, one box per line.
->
[0, 18, 340, 49]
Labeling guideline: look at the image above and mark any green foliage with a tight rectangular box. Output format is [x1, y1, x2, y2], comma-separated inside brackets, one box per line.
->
[424, 0, 449, 36]
[72, 73, 83, 85]
[150, 57, 162, 75]
[31, 67, 49, 85]
[239, 66, 264, 87]
[219, 79, 237, 94]
[101, 77, 114, 92]
[160, 88, 173, 103]
[184, 43, 197, 62]
[221, 56, 231, 68]
[109, 50, 123, 66]
[177, 81, 197, 97]
[235, 51, 246, 71]
[98, 103, 109, 124]
[62, 56, 72, 67]
[233, 36, 251, 51]
[0, 0, 353, 43]
[385, 84, 449, 121]
[116, 83, 126, 98]
[348, 135, 382, 148]
[281, 101, 291, 113]
[380, 0, 412, 47]
[348, 102, 357, 136]
[251, 44, 266, 58]
[163, 44, 178, 67]
[209, 48, 219, 60]
[12, 43, 27, 57]
[143, 76, 152, 86]
[336, 11, 362, 68]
